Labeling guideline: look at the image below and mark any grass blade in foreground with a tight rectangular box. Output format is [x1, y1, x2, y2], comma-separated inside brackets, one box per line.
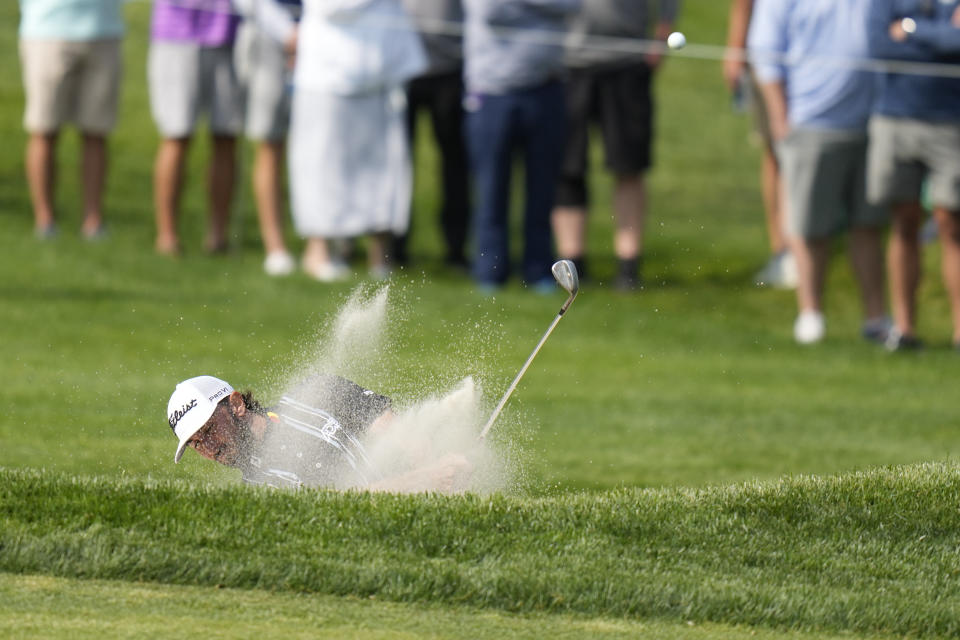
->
[2, 463, 959, 637]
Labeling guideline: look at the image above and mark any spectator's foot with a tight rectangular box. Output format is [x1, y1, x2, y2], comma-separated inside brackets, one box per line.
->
[81, 217, 106, 240]
[35, 223, 58, 240]
[613, 257, 643, 292]
[155, 235, 181, 256]
[793, 310, 825, 345]
[861, 316, 892, 345]
[475, 281, 503, 296]
[263, 250, 295, 277]
[884, 328, 923, 352]
[302, 257, 350, 282]
[204, 236, 229, 255]
[755, 251, 798, 289]
[529, 277, 557, 295]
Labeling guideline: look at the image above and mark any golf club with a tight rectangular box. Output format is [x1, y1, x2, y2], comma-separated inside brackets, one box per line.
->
[478, 260, 580, 441]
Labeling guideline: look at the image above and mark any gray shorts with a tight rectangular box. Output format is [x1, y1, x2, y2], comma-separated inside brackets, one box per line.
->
[777, 128, 887, 239]
[235, 22, 291, 142]
[148, 41, 243, 138]
[20, 38, 122, 134]
[867, 115, 960, 211]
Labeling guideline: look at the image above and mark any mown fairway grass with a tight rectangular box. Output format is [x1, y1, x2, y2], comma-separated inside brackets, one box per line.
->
[1, 1, 959, 638]
[3, 464, 960, 637]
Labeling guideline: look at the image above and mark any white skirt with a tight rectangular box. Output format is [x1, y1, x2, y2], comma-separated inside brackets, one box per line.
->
[288, 87, 412, 238]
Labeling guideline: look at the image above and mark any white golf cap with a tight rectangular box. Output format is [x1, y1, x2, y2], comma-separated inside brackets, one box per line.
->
[167, 375, 234, 463]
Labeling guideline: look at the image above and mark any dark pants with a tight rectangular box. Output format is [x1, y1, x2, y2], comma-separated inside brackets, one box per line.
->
[466, 80, 566, 285]
[398, 70, 470, 265]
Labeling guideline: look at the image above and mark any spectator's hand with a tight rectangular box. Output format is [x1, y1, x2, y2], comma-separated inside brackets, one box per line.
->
[284, 25, 299, 70]
[889, 19, 908, 42]
[724, 57, 745, 93]
[954, 6, 960, 27]
[646, 22, 673, 69]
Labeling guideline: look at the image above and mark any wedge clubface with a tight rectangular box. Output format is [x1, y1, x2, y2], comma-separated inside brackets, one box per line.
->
[478, 260, 580, 440]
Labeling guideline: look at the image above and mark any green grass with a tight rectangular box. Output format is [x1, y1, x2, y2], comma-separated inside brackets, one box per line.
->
[3, 464, 959, 637]
[1, 574, 865, 640]
[2, 1, 960, 637]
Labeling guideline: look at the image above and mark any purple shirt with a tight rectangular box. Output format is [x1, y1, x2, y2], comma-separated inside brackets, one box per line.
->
[151, 0, 240, 47]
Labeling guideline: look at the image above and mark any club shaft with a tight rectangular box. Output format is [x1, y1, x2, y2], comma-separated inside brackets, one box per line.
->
[478, 312, 564, 440]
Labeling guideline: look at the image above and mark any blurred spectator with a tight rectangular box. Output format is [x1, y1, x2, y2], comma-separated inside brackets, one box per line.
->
[724, 0, 795, 289]
[464, 0, 580, 290]
[552, 0, 677, 291]
[750, 0, 889, 345]
[398, 0, 471, 270]
[867, 1, 960, 351]
[148, 0, 244, 255]
[18, 0, 125, 239]
[234, 0, 300, 275]
[288, 0, 426, 281]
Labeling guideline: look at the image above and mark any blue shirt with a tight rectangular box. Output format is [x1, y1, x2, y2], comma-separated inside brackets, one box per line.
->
[867, 0, 960, 122]
[19, 0, 124, 40]
[748, 0, 875, 130]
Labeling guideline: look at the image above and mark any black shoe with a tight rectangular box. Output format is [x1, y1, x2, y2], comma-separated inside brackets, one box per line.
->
[885, 329, 924, 352]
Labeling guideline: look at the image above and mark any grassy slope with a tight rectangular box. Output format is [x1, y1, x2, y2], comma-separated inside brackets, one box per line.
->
[0, 575, 862, 640]
[3, 464, 959, 637]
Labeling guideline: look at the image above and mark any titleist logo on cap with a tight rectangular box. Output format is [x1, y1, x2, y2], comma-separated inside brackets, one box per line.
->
[168, 399, 198, 430]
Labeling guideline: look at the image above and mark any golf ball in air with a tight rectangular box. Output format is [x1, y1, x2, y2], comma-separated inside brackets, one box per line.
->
[667, 31, 686, 50]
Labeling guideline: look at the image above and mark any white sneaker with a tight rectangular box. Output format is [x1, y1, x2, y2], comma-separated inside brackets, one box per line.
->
[793, 310, 825, 344]
[263, 250, 295, 276]
[755, 251, 798, 289]
[303, 259, 351, 282]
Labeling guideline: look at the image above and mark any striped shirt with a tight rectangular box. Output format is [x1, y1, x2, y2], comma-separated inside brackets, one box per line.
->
[240, 374, 391, 490]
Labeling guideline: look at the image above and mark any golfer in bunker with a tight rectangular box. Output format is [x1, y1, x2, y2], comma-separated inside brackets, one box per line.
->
[167, 374, 472, 493]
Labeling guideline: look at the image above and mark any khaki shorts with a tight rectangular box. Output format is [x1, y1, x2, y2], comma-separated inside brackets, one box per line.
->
[778, 128, 887, 239]
[148, 41, 243, 138]
[867, 115, 960, 211]
[20, 38, 122, 134]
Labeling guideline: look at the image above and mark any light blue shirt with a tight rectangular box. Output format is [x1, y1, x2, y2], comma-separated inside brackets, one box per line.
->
[19, 0, 125, 41]
[748, 0, 874, 130]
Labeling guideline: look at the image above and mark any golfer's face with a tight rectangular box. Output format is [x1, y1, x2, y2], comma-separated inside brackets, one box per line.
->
[188, 404, 244, 466]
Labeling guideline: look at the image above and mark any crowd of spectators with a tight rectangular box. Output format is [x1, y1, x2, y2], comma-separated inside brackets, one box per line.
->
[15, 0, 960, 349]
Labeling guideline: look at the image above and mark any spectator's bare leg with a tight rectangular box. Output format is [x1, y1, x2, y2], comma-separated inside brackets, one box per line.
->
[761, 146, 786, 254]
[551, 205, 587, 259]
[793, 235, 829, 312]
[368, 231, 393, 272]
[613, 172, 646, 259]
[154, 137, 190, 254]
[303, 237, 333, 266]
[934, 207, 960, 344]
[253, 140, 288, 255]
[80, 133, 107, 235]
[848, 225, 887, 321]
[26, 132, 58, 233]
[888, 202, 924, 338]
[207, 134, 237, 253]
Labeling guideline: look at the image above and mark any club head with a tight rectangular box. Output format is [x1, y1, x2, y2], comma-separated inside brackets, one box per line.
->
[551, 260, 579, 314]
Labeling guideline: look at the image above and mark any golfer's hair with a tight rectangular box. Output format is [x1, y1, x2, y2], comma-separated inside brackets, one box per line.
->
[215, 391, 268, 416]
[240, 390, 267, 416]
